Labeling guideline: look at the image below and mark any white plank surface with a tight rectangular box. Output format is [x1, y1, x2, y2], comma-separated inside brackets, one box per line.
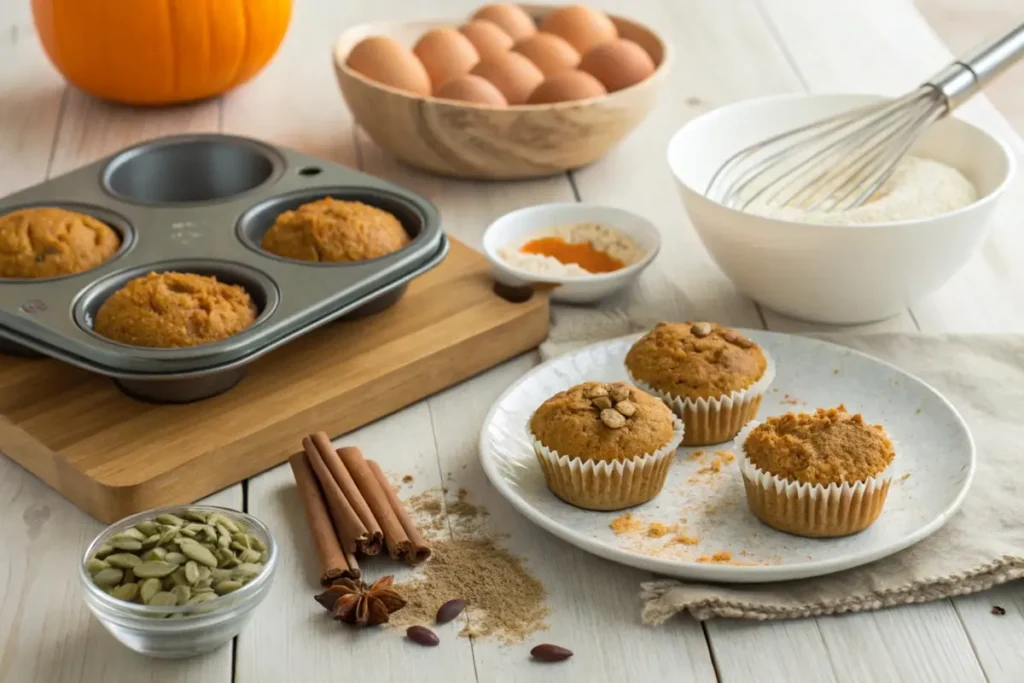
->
[2, 0, 1023, 681]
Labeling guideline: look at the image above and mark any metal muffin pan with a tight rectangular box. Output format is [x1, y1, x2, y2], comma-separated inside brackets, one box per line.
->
[0, 133, 447, 401]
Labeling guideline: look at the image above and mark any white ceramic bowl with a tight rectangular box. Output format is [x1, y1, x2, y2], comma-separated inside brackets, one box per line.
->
[667, 93, 1016, 324]
[482, 203, 661, 304]
[80, 505, 277, 659]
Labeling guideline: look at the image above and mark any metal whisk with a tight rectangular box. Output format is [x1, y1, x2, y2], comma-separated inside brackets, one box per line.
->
[707, 22, 1024, 214]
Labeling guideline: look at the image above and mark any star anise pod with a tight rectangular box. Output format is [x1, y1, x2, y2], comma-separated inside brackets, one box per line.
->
[313, 575, 407, 627]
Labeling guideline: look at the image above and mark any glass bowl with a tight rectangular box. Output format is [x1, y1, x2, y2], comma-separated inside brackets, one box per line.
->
[79, 504, 278, 659]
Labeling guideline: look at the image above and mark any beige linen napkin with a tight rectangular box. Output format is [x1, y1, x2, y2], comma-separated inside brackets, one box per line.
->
[539, 330, 1024, 622]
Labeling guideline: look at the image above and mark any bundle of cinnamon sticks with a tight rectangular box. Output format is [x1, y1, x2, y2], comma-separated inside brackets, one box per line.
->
[289, 432, 431, 586]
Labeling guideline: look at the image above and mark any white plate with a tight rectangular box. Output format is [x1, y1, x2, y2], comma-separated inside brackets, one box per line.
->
[479, 330, 975, 583]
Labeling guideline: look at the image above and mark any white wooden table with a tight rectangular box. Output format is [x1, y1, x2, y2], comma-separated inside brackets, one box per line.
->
[3, 1, 1023, 681]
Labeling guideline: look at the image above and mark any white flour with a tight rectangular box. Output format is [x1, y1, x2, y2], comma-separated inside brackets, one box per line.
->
[498, 222, 646, 277]
[743, 155, 978, 225]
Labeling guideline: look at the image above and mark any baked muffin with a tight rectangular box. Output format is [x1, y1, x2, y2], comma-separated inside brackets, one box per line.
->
[0, 207, 120, 278]
[528, 381, 684, 511]
[737, 405, 896, 538]
[94, 272, 257, 348]
[624, 321, 774, 446]
[260, 198, 410, 263]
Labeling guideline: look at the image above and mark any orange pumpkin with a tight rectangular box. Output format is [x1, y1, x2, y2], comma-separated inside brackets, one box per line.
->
[31, 0, 292, 106]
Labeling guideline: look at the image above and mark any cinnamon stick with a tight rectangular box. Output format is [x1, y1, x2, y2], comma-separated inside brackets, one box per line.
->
[368, 459, 432, 564]
[310, 432, 383, 555]
[302, 435, 368, 554]
[337, 446, 412, 561]
[288, 452, 353, 586]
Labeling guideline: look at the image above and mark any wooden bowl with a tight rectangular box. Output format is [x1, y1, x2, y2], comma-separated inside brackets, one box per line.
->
[332, 5, 671, 180]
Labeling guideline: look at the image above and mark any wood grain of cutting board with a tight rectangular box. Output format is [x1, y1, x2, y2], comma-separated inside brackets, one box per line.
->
[0, 238, 549, 523]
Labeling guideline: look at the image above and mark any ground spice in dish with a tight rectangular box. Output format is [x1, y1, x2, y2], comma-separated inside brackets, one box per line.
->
[519, 236, 624, 273]
[390, 538, 549, 644]
[646, 522, 676, 538]
[609, 512, 644, 534]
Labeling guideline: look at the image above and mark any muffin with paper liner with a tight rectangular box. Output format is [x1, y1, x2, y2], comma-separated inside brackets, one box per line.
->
[528, 381, 684, 511]
[624, 321, 775, 446]
[737, 405, 896, 538]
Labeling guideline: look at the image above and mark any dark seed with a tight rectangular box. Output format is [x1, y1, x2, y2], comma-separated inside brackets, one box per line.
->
[435, 598, 466, 624]
[991, 605, 1006, 615]
[530, 644, 573, 662]
[406, 625, 440, 647]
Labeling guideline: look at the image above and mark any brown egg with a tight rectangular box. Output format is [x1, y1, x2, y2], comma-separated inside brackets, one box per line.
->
[513, 32, 580, 77]
[435, 74, 508, 106]
[459, 19, 514, 60]
[527, 70, 607, 104]
[471, 4, 537, 42]
[413, 28, 481, 92]
[579, 38, 655, 92]
[345, 36, 431, 96]
[471, 52, 544, 105]
[539, 5, 617, 55]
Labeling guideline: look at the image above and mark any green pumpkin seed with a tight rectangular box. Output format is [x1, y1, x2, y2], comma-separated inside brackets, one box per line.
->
[109, 538, 142, 551]
[140, 578, 162, 604]
[86, 558, 110, 574]
[247, 535, 266, 552]
[186, 591, 218, 605]
[164, 552, 186, 565]
[210, 568, 233, 582]
[105, 553, 142, 569]
[181, 542, 218, 568]
[198, 566, 211, 581]
[169, 567, 189, 587]
[171, 585, 191, 604]
[217, 534, 231, 549]
[195, 578, 213, 590]
[92, 568, 124, 587]
[157, 529, 179, 546]
[142, 547, 167, 562]
[215, 548, 238, 569]
[237, 548, 261, 564]
[93, 544, 114, 559]
[136, 521, 159, 537]
[123, 568, 136, 583]
[260, 551, 269, 564]
[184, 561, 200, 585]
[231, 533, 251, 548]
[133, 561, 178, 579]
[184, 511, 209, 523]
[111, 583, 139, 602]
[209, 514, 240, 533]
[149, 591, 179, 607]
[140, 534, 161, 550]
[214, 580, 243, 595]
[213, 523, 229, 538]
[179, 527, 197, 538]
[116, 528, 147, 541]
[156, 514, 185, 527]
[232, 563, 262, 581]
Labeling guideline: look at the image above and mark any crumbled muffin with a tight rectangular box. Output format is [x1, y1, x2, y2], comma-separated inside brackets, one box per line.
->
[743, 405, 895, 486]
[0, 207, 120, 278]
[529, 381, 676, 462]
[625, 321, 768, 400]
[94, 272, 257, 348]
[260, 198, 410, 262]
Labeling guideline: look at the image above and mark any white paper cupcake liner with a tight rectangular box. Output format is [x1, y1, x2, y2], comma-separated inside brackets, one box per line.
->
[529, 415, 685, 511]
[735, 420, 894, 538]
[627, 349, 776, 446]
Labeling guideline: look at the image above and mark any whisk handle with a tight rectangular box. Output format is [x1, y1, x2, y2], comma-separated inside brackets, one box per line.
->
[926, 22, 1024, 111]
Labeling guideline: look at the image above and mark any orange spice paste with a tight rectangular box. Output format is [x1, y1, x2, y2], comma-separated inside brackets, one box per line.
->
[519, 236, 624, 274]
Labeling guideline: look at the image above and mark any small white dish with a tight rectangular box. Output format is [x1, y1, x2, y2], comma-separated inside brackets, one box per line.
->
[667, 93, 1016, 324]
[479, 330, 975, 583]
[482, 203, 661, 304]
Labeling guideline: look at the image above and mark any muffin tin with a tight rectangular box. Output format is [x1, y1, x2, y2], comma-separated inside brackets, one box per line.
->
[0, 133, 447, 402]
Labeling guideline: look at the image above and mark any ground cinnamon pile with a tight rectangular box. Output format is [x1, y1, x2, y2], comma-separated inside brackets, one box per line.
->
[390, 537, 549, 644]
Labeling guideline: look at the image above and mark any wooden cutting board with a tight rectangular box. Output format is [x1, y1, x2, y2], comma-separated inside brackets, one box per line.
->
[0, 238, 549, 523]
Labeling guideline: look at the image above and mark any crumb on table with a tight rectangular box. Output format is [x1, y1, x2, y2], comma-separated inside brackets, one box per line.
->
[610, 512, 644, 534]
[670, 534, 700, 546]
[697, 551, 733, 564]
[402, 474, 414, 484]
[646, 522, 676, 538]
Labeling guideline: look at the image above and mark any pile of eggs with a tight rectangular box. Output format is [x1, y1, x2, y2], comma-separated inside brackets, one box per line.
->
[345, 3, 657, 106]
